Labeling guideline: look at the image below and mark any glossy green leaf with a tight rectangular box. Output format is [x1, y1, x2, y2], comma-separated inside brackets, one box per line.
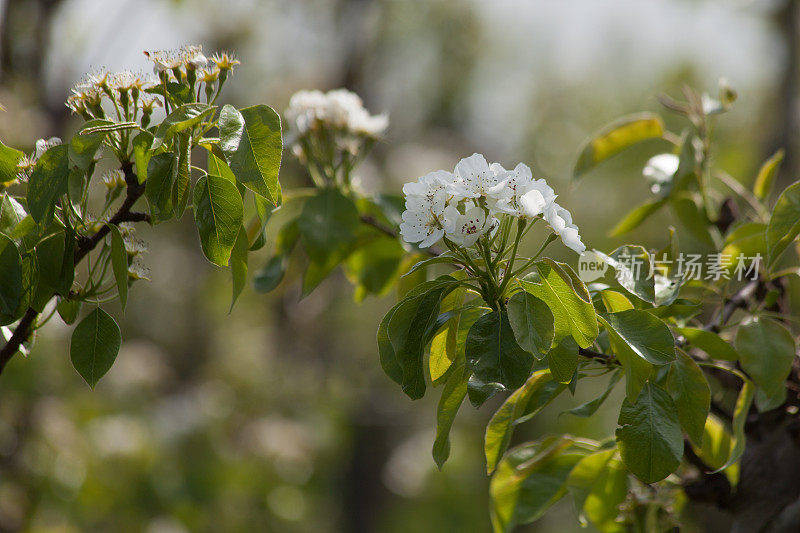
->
[713, 376, 754, 472]
[519, 259, 597, 348]
[0, 193, 27, 237]
[490, 437, 587, 532]
[109, 225, 128, 310]
[616, 382, 683, 483]
[172, 132, 191, 219]
[466, 310, 534, 406]
[766, 181, 800, 267]
[27, 144, 69, 222]
[597, 245, 655, 304]
[676, 327, 738, 361]
[0, 141, 23, 183]
[567, 449, 628, 532]
[193, 174, 244, 267]
[429, 287, 465, 382]
[692, 415, 732, 472]
[152, 103, 215, 148]
[753, 149, 783, 200]
[56, 297, 81, 325]
[229, 226, 249, 311]
[666, 349, 710, 445]
[385, 276, 459, 399]
[507, 291, 554, 359]
[574, 113, 664, 178]
[68, 120, 106, 169]
[32, 231, 69, 311]
[485, 371, 565, 473]
[219, 104, 283, 205]
[70, 307, 122, 388]
[546, 337, 578, 384]
[433, 365, 469, 469]
[145, 152, 177, 223]
[600, 310, 676, 365]
[132, 131, 154, 184]
[344, 237, 404, 302]
[735, 317, 795, 407]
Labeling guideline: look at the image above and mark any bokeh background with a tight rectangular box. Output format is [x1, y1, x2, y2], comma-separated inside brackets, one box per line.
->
[0, 0, 797, 531]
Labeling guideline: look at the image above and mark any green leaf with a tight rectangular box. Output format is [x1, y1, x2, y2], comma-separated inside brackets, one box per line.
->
[430, 304, 484, 384]
[721, 222, 766, 273]
[507, 291, 554, 359]
[229, 226, 249, 311]
[671, 193, 715, 247]
[0, 141, 23, 183]
[484, 371, 565, 473]
[490, 437, 588, 532]
[386, 276, 460, 399]
[676, 327, 738, 361]
[519, 259, 598, 348]
[401, 252, 462, 277]
[56, 298, 81, 325]
[573, 113, 665, 179]
[132, 131, 154, 184]
[429, 287, 465, 382]
[0, 234, 22, 315]
[433, 365, 469, 469]
[753, 149, 784, 200]
[0, 193, 27, 237]
[68, 120, 106, 169]
[567, 449, 628, 532]
[27, 144, 69, 222]
[252, 255, 286, 293]
[692, 415, 732, 472]
[344, 237, 404, 301]
[109, 225, 128, 310]
[32, 231, 70, 312]
[713, 376, 754, 472]
[193, 174, 244, 267]
[597, 245, 655, 304]
[218, 104, 282, 205]
[615, 382, 683, 483]
[152, 103, 215, 148]
[546, 337, 578, 384]
[564, 370, 622, 418]
[766, 181, 800, 267]
[145, 152, 177, 223]
[599, 289, 633, 312]
[298, 188, 360, 263]
[600, 310, 676, 365]
[609, 197, 667, 237]
[735, 317, 795, 407]
[172, 132, 191, 219]
[70, 307, 122, 388]
[666, 349, 710, 445]
[466, 310, 535, 406]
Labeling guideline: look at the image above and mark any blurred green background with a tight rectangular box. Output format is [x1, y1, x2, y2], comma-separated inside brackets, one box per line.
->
[0, 0, 797, 531]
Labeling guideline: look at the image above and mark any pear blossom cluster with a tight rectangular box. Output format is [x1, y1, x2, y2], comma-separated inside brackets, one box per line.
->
[399, 153, 586, 254]
[285, 89, 388, 139]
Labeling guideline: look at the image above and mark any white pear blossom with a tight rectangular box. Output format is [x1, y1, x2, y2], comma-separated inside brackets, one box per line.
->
[284, 88, 387, 138]
[449, 153, 510, 201]
[643, 153, 679, 193]
[543, 202, 586, 254]
[493, 162, 557, 218]
[443, 204, 495, 247]
[399, 190, 448, 248]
